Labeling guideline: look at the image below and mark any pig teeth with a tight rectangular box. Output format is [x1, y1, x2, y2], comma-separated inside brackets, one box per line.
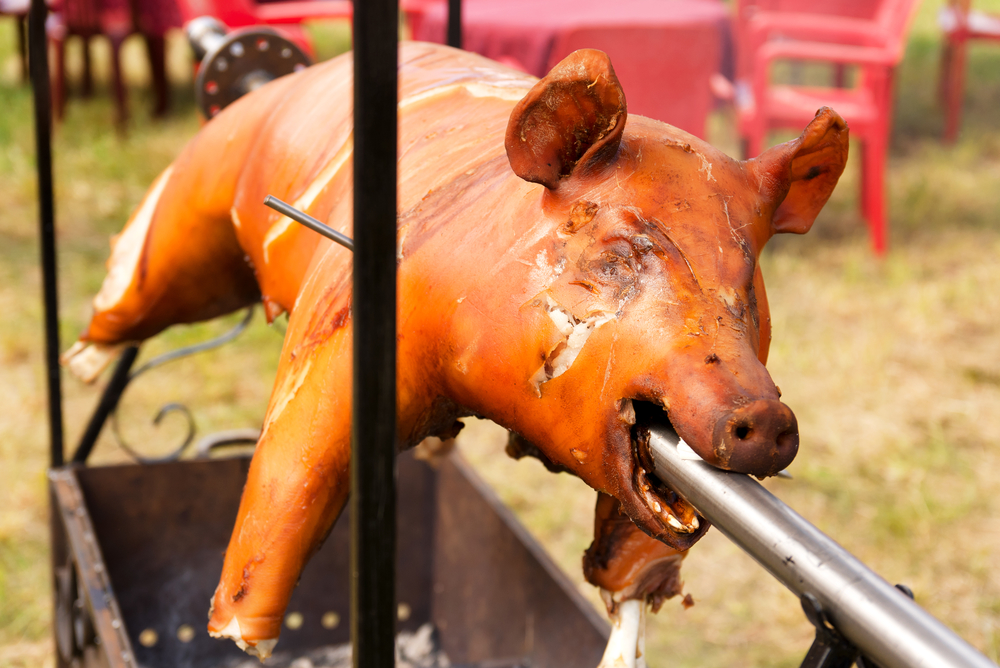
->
[662, 506, 699, 533]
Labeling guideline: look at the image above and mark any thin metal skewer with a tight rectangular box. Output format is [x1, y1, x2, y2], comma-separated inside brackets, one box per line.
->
[263, 195, 355, 252]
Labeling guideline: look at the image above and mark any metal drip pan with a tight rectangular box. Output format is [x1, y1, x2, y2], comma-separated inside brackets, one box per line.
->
[49, 451, 608, 668]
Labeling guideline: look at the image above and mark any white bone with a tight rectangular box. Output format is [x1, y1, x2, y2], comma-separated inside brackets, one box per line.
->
[208, 615, 278, 659]
[597, 595, 647, 668]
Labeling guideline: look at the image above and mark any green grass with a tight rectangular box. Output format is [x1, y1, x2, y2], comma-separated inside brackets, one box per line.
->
[3, 2, 1000, 667]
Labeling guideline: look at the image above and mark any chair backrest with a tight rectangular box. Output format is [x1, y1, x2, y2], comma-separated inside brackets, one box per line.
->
[739, 0, 877, 23]
[549, 21, 722, 139]
[60, 0, 100, 32]
[734, 0, 921, 80]
[174, 0, 258, 28]
[874, 0, 921, 59]
[59, 0, 134, 35]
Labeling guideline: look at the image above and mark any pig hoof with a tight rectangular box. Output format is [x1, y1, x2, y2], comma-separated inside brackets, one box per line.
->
[60, 341, 128, 384]
[208, 616, 278, 660]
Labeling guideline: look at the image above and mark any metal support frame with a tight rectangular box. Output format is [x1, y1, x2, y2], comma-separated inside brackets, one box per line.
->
[351, 0, 399, 666]
[29, 0, 63, 469]
[72, 347, 139, 464]
[447, 0, 462, 49]
[646, 423, 997, 668]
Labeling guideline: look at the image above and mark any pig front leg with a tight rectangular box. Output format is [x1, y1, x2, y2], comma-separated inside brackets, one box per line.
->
[208, 286, 354, 658]
[585, 493, 689, 668]
[599, 597, 647, 668]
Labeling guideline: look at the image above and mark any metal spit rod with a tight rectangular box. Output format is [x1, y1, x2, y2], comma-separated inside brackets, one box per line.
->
[646, 423, 997, 668]
[263, 195, 354, 251]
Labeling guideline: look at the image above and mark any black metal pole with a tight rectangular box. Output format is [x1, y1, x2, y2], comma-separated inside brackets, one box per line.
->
[447, 0, 462, 49]
[29, 0, 64, 468]
[351, 0, 398, 666]
[72, 346, 139, 464]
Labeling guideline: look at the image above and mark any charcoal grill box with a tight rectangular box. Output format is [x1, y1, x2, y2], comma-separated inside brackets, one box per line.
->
[49, 450, 610, 668]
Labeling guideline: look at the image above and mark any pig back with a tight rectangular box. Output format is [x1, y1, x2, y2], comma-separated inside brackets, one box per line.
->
[230, 43, 538, 320]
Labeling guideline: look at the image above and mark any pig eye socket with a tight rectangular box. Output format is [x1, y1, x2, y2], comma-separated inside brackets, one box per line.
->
[598, 254, 622, 276]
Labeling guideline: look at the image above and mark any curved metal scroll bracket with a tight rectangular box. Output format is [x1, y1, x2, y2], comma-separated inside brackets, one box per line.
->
[72, 307, 255, 465]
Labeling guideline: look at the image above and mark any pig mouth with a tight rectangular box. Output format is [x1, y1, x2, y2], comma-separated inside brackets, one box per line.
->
[627, 401, 705, 542]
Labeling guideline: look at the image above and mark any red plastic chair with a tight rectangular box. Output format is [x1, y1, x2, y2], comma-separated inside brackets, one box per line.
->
[173, 0, 352, 58]
[939, 0, 1000, 143]
[731, 0, 919, 254]
[47, 0, 140, 129]
[548, 21, 723, 139]
[401, 0, 440, 40]
[0, 0, 29, 82]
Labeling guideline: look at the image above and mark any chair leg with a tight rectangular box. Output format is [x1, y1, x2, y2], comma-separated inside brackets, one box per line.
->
[81, 35, 93, 98]
[938, 39, 952, 108]
[860, 136, 888, 255]
[745, 131, 765, 160]
[144, 33, 169, 118]
[51, 36, 66, 121]
[943, 36, 967, 144]
[833, 63, 847, 89]
[109, 36, 128, 132]
[17, 15, 28, 83]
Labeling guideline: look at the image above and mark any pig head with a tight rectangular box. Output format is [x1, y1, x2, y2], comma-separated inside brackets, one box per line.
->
[410, 50, 849, 551]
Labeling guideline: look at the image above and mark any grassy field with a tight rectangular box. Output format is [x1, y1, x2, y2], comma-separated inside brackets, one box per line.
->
[2, 2, 1000, 666]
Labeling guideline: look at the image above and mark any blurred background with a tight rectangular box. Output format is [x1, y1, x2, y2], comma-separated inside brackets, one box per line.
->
[2, 0, 1000, 666]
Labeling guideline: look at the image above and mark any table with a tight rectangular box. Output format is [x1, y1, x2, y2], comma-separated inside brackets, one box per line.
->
[411, 0, 732, 138]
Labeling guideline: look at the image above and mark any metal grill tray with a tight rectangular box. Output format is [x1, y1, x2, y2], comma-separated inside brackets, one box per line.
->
[50, 451, 609, 668]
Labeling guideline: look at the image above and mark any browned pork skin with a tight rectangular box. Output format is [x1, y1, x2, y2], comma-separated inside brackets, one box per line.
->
[62, 43, 848, 659]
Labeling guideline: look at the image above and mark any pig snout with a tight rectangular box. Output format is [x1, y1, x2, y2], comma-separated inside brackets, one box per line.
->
[712, 399, 798, 478]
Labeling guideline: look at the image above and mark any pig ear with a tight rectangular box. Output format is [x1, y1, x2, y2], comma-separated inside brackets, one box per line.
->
[751, 107, 849, 235]
[505, 49, 627, 190]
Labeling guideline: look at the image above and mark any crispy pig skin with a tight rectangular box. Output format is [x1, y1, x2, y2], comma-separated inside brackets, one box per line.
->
[67, 42, 848, 653]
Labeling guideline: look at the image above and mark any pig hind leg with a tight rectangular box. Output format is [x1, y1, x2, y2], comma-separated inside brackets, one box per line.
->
[63, 165, 260, 382]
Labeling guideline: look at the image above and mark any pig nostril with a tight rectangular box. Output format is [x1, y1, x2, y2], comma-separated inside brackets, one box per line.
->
[735, 424, 751, 440]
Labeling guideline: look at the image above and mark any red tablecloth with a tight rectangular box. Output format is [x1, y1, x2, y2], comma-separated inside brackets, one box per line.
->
[411, 0, 731, 137]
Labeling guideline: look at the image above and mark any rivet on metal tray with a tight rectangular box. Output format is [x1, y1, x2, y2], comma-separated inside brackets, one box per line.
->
[230, 42, 244, 57]
[398, 603, 411, 621]
[177, 624, 195, 643]
[321, 611, 340, 629]
[138, 629, 158, 647]
[285, 612, 304, 630]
